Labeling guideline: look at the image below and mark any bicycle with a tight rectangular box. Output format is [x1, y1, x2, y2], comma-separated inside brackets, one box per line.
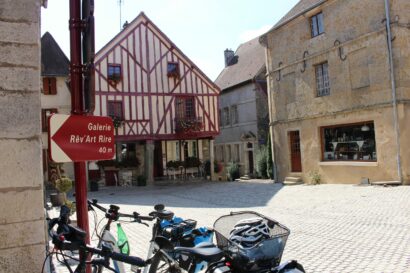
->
[45, 204, 150, 273]
[87, 199, 155, 273]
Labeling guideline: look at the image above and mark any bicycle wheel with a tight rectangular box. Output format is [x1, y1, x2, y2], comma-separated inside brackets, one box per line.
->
[148, 252, 181, 273]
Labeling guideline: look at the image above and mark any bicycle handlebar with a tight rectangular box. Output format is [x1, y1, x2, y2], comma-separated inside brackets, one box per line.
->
[50, 225, 147, 267]
[88, 199, 155, 222]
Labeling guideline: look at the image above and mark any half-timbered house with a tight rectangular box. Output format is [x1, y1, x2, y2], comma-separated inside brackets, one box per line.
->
[94, 12, 220, 184]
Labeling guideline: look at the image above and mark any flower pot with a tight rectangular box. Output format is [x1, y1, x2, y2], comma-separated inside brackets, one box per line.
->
[50, 192, 66, 207]
[90, 181, 99, 192]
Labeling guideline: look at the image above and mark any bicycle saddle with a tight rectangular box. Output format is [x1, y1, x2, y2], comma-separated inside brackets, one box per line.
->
[174, 243, 223, 262]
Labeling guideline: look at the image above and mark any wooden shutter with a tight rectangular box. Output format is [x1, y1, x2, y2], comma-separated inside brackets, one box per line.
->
[43, 78, 50, 94]
[42, 77, 57, 95]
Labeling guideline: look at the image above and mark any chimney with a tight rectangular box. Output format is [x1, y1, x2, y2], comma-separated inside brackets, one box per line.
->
[224, 49, 235, 67]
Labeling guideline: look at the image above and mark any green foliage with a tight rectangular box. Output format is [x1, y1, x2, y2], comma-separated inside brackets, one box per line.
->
[309, 170, 321, 185]
[55, 176, 73, 193]
[227, 162, 240, 181]
[137, 175, 147, 186]
[184, 157, 201, 168]
[204, 160, 211, 176]
[256, 146, 268, 178]
[166, 160, 183, 169]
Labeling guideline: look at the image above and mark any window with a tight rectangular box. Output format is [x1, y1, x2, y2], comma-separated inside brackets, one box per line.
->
[107, 101, 123, 119]
[43, 77, 57, 95]
[233, 144, 240, 162]
[226, 145, 232, 162]
[223, 107, 230, 126]
[42, 108, 58, 132]
[192, 141, 197, 157]
[167, 62, 180, 78]
[176, 97, 195, 119]
[231, 105, 238, 125]
[311, 12, 324, 37]
[216, 145, 225, 162]
[108, 64, 121, 82]
[176, 141, 180, 161]
[315, 62, 330, 97]
[218, 109, 222, 126]
[321, 122, 377, 162]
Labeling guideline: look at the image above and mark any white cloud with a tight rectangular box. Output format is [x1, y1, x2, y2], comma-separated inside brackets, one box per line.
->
[238, 25, 272, 43]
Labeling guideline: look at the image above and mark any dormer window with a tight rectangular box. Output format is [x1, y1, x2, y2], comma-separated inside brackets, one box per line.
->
[108, 64, 121, 83]
[311, 12, 324, 37]
[167, 62, 180, 78]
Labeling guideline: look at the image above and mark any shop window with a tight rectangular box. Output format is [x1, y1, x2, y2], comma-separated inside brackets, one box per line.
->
[311, 12, 324, 37]
[321, 122, 377, 161]
[315, 62, 330, 97]
[42, 108, 58, 132]
[167, 62, 180, 78]
[108, 64, 121, 83]
[43, 77, 57, 95]
[107, 101, 123, 119]
[192, 141, 197, 157]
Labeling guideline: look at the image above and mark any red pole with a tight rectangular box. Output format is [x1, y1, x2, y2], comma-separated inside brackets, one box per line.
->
[69, 1, 91, 272]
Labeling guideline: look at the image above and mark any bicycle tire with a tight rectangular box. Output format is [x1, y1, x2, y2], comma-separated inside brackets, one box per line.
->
[148, 252, 181, 273]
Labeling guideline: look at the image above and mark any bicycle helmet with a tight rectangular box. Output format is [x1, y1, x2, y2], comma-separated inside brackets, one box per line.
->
[229, 217, 270, 248]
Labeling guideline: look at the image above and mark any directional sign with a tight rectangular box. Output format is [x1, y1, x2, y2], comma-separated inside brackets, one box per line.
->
[49, 114, 115, 162]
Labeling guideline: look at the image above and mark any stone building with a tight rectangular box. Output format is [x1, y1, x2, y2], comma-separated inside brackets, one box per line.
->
[214, 38, 268, 178]
[0, 0, 46, 272]
[40, 32, 74, 183]
[260, 0, 410, 184]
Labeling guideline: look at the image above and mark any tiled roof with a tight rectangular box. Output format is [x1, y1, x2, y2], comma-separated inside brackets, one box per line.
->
[41, 32, 70, 76]
[215, 37, 265, 91]
[273, 0, 326, 30]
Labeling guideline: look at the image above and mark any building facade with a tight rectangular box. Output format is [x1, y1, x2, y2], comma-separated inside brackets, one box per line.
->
[0, 0, 46, 271]
[261, 0, 410, 184]
[214, 38, 268, 178]
[40, 32, 74, 184]
[94, 13, 220, 184]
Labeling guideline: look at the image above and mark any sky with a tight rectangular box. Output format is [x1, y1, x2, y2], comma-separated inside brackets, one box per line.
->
[41, 0, 299, 80]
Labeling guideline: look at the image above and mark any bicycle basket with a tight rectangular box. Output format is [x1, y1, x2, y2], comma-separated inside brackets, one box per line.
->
[213, 211, 289, 272]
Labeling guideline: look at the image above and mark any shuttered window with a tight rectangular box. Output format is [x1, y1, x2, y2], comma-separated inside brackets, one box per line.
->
[43, 77, 57, 95]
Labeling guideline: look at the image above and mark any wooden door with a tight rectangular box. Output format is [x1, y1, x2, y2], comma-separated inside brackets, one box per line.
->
[289, 131, 302, 172]
[153, 141, 163, 177]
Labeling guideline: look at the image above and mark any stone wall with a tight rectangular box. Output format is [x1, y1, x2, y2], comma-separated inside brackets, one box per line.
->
[0, 0, 46, 271]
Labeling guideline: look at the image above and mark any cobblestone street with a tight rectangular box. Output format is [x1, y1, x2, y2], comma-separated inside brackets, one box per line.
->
[83, 181, 410, 273]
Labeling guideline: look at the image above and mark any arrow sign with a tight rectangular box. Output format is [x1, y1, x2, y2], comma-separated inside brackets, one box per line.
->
[49, 114, 115, 162]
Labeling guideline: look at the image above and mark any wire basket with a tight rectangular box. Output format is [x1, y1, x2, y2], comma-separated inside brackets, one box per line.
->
[213, 211, 289, 272]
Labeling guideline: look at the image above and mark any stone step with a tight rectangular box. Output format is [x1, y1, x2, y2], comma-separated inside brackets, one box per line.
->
[239, 175, 251, 180]
[283, 176, 303, 185]
[370, 180, 401, 186]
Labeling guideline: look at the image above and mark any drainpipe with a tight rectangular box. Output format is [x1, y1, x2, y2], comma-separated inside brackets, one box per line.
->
[384, 0, 403, 183]
[259, 35, 278, 182]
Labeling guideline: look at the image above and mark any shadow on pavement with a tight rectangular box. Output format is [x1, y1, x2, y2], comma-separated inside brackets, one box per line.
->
[88, 181, 284, 208]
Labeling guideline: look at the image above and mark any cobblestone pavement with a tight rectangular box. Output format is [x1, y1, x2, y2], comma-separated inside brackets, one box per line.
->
[58, 181, 410, 273]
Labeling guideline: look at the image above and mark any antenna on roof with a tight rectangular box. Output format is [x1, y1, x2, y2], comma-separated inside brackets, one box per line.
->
[118, 0, 124, 31]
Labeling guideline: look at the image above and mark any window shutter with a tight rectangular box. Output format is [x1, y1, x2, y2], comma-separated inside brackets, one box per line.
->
[50, 78, 57, 94]
[43, 78, 50, 94]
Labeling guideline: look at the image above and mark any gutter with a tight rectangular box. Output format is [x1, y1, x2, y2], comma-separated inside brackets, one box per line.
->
[385, 0, 403, 184]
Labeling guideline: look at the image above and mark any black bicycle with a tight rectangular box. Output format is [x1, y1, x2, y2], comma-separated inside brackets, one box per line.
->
[44, 204, 150, 273]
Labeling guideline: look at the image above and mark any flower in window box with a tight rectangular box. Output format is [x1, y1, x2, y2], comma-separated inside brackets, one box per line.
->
[109, 115, 124, 129]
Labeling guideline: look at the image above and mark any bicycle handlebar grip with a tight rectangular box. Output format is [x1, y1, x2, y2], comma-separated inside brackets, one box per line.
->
[110, 252, 146, 267]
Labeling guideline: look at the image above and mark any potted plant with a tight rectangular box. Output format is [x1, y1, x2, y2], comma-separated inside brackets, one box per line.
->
[49, 164, 74, 211]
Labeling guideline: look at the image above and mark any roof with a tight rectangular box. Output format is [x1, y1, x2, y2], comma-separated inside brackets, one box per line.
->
[273, 0, 326, 30]
[95, 12, 219, 91]
[215, 37, 265, 91]
[41, 32, 70, 76]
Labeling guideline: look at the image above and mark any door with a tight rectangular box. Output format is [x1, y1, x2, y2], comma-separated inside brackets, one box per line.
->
[289, 131, 302, 172]
[153, 141, 163, 177]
